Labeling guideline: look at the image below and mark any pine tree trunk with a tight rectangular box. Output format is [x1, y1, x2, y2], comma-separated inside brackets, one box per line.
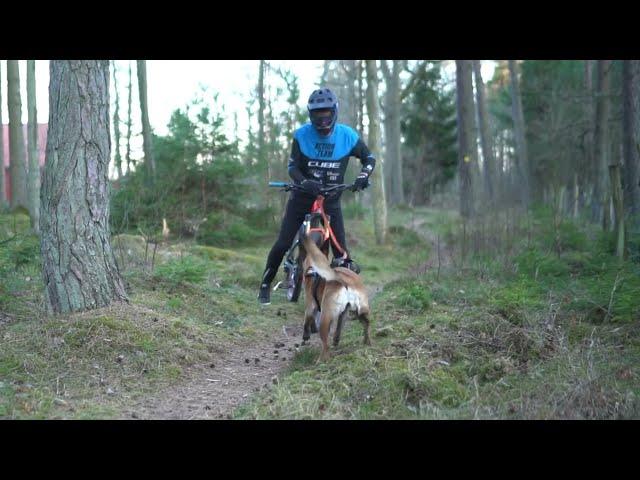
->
[40, 60, 128, 314]
[413, 152, 428, 205]
[496, 129, 505, 202]
[473, 60, 495, 203]
[111, 61, 123, 179]
[0, 63, 5, 206]
[365, 60, 388, 245]
[584, 60, 595, 215]
[508, 60, 530, 207]
[622, 60, 640, 229]
[355, 60, 365, 209]
[358, 60, 365, 138]
[265, 76, 275, 184]
[258, 60, 266, 179]
[7, 60, 28, 210]
[381, 60, 404, 206]
[27, 60, 40, 232]
[246, 104, 254, 168]
[573, 172, 580, 218]
[137, 60, 156, 178]
[257, 60, 271, 211]
[609, 162, 625, 259]
[126, 61, 133, 174]
[456, 60, 476, 218]
[345, 60, 359, 133]
[339, 60, 359, 211]
[591, 60, 612, 226]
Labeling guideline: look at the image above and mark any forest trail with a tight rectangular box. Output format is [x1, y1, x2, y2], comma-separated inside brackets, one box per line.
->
[122, 320, 304, 419]
[121, 219, 433, 419]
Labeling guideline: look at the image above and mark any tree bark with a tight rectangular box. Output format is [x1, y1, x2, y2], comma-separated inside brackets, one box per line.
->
[111, 61, 123, 179]
[609, 163, 625, 259]
[354, 60, 365, 209]
[258, 60, 266, 179]
[7, 60, 28, 210]
[572, 172, 579, 218]
[125, 61, 133, 174]
[622, 60, 640, 229]
[265, 72, 275, 184]
[365, 60, 388, 245]
[344, 60, 359, 133]
[0, 63, 5, 206]
[508, 60, 530, 207]
[496, 129, 505, 201]
[27, 60, 40, 232]
[381, 60, 404, 206]
[473, 60, 495, 203]
[456, 60, 476, 218]
[358, 60, 364, 138]
[591, 60, 612, 227]
[40, 60, 128, 314]
[137, 60, 156, 178]
[245, 104, 254, 168]
[583, 60, 595, 216]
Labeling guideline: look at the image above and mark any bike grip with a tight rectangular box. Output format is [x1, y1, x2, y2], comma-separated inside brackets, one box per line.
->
[269, 181, 288, 187]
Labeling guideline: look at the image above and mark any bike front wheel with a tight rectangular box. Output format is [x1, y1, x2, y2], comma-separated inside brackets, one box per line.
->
[286, 254, 303, 302]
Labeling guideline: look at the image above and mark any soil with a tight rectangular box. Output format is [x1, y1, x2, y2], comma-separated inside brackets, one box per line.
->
[122, 321, 309, 420]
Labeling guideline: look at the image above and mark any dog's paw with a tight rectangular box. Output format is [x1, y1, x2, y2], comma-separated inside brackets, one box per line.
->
[316, 352, 331, 364]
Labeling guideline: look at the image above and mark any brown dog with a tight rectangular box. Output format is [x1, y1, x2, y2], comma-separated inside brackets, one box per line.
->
[301, 230, 371, 362]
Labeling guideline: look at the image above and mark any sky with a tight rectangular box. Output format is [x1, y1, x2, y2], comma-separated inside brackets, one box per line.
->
[0, 60, 324, 136]
[145, 60, 325, 138]
[1, 60, 496, 168]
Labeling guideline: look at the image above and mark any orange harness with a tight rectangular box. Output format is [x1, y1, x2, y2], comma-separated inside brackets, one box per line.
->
[308, 195, 347, 258]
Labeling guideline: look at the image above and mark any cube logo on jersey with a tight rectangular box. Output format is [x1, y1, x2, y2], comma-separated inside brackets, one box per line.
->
[314, 142, 335, 158]
[308, 161, 341, 169]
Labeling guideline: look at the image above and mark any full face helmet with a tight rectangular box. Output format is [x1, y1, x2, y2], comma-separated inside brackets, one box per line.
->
[307, 88, 339, 135]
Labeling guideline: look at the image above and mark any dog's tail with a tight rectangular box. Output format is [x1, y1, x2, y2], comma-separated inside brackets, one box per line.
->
[302, 234, 339, 283]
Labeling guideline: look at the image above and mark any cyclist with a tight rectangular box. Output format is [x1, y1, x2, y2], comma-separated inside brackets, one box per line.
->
[258, 87, 376, 305]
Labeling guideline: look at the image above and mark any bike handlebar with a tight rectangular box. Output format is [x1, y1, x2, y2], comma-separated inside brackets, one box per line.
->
[268, 181, 365, 195]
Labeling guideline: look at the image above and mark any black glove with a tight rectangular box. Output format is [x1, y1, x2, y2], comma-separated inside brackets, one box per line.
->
[352, 172, 370, 192]
[301, 179, 322, 196]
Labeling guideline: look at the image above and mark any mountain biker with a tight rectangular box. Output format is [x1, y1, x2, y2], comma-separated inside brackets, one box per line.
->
[258, 87, 376, 305]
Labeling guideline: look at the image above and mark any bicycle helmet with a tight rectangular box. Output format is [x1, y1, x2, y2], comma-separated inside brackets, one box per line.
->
[307, 88, 339, 135]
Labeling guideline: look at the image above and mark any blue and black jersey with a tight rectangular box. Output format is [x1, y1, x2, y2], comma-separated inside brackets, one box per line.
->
[287, 123, 376, 201]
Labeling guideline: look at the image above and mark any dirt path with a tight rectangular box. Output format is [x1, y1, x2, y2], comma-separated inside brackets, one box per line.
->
[122, 320, 308, 419]
[406, 216, 455, 275]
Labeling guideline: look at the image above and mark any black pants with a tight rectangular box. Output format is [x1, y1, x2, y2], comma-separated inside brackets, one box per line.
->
[261, 195, 347, 285]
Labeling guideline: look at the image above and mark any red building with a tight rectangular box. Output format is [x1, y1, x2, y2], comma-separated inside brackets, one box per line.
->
[2, 123, 48, 203]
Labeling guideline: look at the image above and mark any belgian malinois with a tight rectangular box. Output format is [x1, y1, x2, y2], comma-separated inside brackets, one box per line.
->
[300, 226, 371, 362]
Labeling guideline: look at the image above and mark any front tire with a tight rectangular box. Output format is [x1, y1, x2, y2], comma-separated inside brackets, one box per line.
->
[286, 255, 303, 302]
